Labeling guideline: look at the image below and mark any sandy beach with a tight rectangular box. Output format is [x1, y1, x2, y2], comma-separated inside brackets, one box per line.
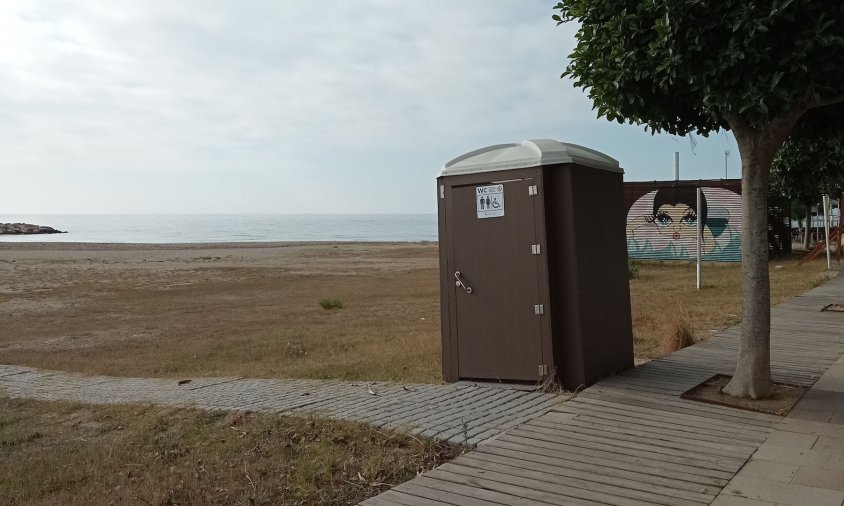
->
[0, 242, 443, 382]
[1, 241, 832, 384]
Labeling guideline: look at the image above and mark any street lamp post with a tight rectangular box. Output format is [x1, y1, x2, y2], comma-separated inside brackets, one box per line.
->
[725, 150, 730, 179]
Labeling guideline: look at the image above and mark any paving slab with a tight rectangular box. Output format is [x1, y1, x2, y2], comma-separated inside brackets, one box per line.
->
[736, 460, 799, 483]
[814, 433, 844, 452]
[764, 429, 819, 449]
[720, 475, 844, 506]
[792, 465, 844, 492]
[814, 364, 844, 393]
[798, 388, 844, 414]
[710, 495, 776, 506]
[754, 438, 844, 469]
[780, 417, 844, 438]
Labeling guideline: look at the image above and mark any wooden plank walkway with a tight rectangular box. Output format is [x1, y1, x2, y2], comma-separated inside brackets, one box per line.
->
[363, 274, 844, 505]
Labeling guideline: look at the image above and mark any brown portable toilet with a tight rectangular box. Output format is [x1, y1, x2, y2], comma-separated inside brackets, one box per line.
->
[437, 139, 633, 389]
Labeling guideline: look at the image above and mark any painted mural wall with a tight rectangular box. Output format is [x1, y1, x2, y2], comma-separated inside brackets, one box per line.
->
[625, 181, 742, 262]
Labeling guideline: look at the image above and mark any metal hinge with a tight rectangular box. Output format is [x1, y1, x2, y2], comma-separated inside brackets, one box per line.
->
[538, 364, 549, 377]
[528, 185, 538, 196]
[439, 185, 445, 199]
[531, 244, 541, 255]
[534, 304, 544, 315]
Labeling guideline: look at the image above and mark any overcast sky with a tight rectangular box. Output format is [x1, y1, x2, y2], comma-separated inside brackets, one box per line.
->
[1, 0, 740, 214]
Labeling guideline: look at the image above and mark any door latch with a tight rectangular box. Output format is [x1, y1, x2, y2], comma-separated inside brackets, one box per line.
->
[454, 271, 473, 294]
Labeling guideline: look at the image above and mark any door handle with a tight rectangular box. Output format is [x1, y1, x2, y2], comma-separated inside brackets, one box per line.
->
[454, 271, 473, 294]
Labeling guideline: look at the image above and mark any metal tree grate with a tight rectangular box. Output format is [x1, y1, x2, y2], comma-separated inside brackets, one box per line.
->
[821, 304, 844, 312]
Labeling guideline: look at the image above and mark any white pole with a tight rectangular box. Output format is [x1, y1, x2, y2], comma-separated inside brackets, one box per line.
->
[724, 150, 730, 179]
[823, 194, 832, 270]
[674, 152, 680, 181]
[697, 187, 702, 290]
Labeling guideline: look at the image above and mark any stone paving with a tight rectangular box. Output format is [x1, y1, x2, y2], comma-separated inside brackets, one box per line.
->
[0, 364, 562, 446]
[713, 354, 844, 506]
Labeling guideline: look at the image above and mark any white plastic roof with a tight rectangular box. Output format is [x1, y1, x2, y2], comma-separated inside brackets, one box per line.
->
[441, 139, 622, 176]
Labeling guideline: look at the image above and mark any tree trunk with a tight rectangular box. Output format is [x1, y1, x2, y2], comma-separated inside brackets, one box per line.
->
[839, 190, 843, 262]
[721, 129, 785, 399]
[804, 204, 812, 250]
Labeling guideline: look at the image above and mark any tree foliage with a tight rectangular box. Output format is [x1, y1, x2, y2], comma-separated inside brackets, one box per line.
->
[771, 109, 844, 247]
[770, 127, 844, 205]
[553, 1, 844, 135]
[553, 0, 844, 399]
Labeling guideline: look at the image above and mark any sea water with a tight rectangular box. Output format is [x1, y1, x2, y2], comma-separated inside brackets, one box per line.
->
[0, 214, 438, 243]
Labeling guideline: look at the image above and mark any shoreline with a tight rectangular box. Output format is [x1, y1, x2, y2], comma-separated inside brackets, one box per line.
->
[0, 241, 440, 270]
[0, 240, 438, 251]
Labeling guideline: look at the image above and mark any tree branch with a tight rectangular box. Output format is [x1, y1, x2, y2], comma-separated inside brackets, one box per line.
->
[769, 108, 807, 138]
[723, 111, 752, 136]
[811, 91, 844, 110]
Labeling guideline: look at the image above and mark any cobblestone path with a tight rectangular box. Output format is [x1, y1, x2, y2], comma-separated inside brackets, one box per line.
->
[0, 365, 562, 446]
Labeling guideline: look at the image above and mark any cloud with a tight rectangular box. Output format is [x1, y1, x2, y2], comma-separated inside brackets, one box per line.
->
[0, 1, 736, 214]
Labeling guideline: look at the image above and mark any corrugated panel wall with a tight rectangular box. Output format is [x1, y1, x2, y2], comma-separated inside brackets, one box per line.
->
[624, 180, 742, 262]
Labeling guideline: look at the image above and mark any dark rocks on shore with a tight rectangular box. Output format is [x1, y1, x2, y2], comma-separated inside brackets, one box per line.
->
[0, 223, 66, 235]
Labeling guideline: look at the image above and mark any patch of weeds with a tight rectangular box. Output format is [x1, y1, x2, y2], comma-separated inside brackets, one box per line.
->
[628, 259, 640, 280]
[0, 414, 21, 430]
[319, 297, 344, 310]
[460, 419, 471, 453]
[1, 430, 44, 448]
[662, 316, 696, 354]
[0, 398, 458, 505]
[537, 367, 562, 393]
[284, 340, 308, 359]
[812, 270, 838, 288]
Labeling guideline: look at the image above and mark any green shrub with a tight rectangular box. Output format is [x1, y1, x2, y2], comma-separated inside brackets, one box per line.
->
[319, 298, 344, 310]
[628, 259, 640, 280]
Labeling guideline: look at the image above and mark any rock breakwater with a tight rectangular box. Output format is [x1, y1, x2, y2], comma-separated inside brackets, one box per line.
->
[0, 223, 66, 235]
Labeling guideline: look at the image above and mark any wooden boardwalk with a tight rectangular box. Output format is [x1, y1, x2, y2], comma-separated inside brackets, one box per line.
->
[363, 274, 844, 505]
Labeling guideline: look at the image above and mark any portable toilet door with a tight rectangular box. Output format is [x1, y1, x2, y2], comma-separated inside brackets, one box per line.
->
[445, 175, 548, 381]
[437, 142, 557, 383]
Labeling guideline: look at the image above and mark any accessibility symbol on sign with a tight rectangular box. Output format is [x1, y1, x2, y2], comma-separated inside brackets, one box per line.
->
[476, 185, 504, 218]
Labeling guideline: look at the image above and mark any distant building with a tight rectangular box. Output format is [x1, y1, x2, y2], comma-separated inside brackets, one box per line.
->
[790, 201, 840, 229]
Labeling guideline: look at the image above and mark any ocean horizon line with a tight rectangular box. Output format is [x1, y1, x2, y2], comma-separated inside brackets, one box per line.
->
[0, 214, 438, 244]
[2, 212, 437, 217]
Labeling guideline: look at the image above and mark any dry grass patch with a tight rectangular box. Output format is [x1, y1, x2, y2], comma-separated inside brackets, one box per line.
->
[0, 244, 442, 383]
[660, 313, 696, 354]
[0, 243, 837, 379]
[0, 397, 456, 506]
[631, 254, 834, 359]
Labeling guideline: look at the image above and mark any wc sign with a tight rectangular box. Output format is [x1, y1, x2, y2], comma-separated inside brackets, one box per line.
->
[476, 184, 505, 219]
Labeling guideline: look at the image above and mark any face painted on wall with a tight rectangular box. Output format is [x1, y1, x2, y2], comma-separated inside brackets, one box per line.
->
[653, 204, 698, 241]
[626, 186, 741, 262]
